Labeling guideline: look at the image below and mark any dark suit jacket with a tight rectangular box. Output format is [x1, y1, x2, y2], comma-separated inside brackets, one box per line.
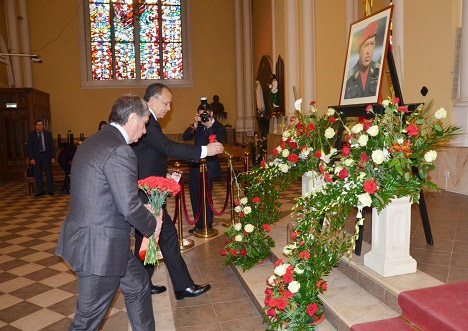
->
[56, 125, 156, 277]
[183, 119, 226, 177]
[132, 115, 201, 179]
[27, 130, 56, 161]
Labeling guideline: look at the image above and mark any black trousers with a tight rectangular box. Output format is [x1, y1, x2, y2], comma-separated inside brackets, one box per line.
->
[70, 251, 154, 331]
[33, 153, 54, 193]
[189, 167, 215, 229]
[134, 206, 194, 291]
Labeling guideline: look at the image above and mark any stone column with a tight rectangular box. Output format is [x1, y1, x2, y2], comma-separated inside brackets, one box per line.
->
[242, 0, 255, 133]
[345, 0, 359, 38]
[392, 0, 405, 87]
[285, 0, 298, 116]
[301, 0, 316, 113]
[5, 0, 22, 87]
[271, 0, 276, 65]
[454, 0, 468, 146]
[235, 0, 245, 133]
[18, 0, 32, 88]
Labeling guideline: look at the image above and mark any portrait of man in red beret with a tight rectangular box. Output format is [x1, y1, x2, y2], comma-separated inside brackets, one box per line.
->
[340, 7, 392, 105]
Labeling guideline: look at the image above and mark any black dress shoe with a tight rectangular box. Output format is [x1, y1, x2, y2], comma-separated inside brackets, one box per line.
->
[150, 284, 167, 295]
[34, 192, 45, 197]
[175, 284, 211, 300]
[188, 227, 200, 234]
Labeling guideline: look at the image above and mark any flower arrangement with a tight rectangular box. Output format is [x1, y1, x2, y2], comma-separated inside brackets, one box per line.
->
[138, 176, 180, 265]
[223, 98, 459, 330]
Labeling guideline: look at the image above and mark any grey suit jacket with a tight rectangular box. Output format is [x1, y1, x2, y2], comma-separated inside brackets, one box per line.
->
[56, 125, 156, 277]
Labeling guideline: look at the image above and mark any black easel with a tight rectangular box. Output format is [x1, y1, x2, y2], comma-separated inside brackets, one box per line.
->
[331, 49, 434, 256]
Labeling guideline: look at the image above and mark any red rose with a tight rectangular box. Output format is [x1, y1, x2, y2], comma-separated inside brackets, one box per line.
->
[310, 100, 316, 105]
[363, 121, 372, 131]
[220, 249, 227, 256]
[392, 97, 400, 104]
[289, 141, 298, 149]
[328, 116, 336, 123]
[288, 154, 299, 162]
[243, 231, 248, 236]
[280, 141, 286, 149]
[398, 106, 409, 113]
[319, 162, 325, 174]
[363, 179, 378, 194]
[339, 168, 349, 180]
[366, 104, 373, 112]
[322, 282, 328, 290]
[283, 290, 294, 299]
[267, 308, 277, 317]
[299, 251, 310, 259]
[274, 259, 283, 267]
[209, 134, 217, 143]
[272, 148, 278, 156]
[265, 288, 273, 296]
[231, 249, 237, 256]
[361, 152, 369, 163]
[296, 123, 304, 130]
[264, 296, 272, 306]
[314, 150, 322, 158]
[342, 145, 350, 156]
[283, 272, 294, 283]
[406, 125, 419, 136]
[276, 297, 288, 310]
[299, 240, 304, 246]
[324, 172, 333, 183]
[260, 160, 267, 168]
[315, 280, 324, 288]
[290, 231, 301, 241]
[240, 249, 248, 257]
[307, 303, 318, 317]
[263, 224, 271, 232]
[252, 196, 261, 203]
[225, 237, 230, 244]
[308, 123, 316, 131]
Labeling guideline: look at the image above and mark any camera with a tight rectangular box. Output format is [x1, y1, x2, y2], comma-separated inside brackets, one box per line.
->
[200, 97, 210, 123]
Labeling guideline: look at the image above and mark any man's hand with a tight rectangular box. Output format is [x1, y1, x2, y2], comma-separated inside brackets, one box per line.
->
[193, 114, 201, 128]
[206, 142, 224, 156]
[144, 203, 155, 214]
[154, 212, 163, 242]
[30, 159, 35, 165]
[51, 158, 56, 164]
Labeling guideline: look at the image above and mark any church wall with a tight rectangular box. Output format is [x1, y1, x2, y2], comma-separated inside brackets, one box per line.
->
[0, 0, 9, 87]
[27, 0, 237, 136]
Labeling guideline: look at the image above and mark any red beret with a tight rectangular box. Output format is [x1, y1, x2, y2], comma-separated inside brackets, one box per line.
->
[359, 21, 378, 46]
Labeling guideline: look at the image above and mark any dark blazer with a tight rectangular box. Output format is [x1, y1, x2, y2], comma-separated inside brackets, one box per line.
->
[56, 125, 156, 277]
[27, 130, 56, 161]
[183, 119, 226, 177]
[132, 115, 201, 178]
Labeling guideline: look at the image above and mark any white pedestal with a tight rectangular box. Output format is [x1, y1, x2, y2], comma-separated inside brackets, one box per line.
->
[364, 196, 417, 277]
[301, 171, 325, 196]
[453, 103, 468, 146]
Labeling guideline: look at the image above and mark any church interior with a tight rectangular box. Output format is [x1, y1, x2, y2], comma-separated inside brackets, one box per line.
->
[1, 0, 468, 330]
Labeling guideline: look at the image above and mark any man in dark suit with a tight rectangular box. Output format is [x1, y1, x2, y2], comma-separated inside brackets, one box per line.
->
[27, 119, 56, 196]
[132, 83, 224, 300]
[183, 104, 226, 232]
[56, 94, 162, 330]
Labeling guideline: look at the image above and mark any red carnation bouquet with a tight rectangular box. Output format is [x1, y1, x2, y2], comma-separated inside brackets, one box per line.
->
[138, 176, 181, 265]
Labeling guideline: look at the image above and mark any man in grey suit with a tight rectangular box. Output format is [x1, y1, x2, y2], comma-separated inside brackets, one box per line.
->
[56, 94, 162, 330]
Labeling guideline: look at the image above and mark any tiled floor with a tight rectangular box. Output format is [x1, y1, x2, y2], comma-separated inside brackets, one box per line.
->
[0, 176, 467, 330]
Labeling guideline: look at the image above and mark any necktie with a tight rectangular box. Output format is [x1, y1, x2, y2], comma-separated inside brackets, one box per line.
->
[38, 132, 45, 152]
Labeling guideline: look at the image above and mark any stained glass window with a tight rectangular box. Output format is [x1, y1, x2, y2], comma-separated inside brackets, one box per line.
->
[87, 0, 184, 82]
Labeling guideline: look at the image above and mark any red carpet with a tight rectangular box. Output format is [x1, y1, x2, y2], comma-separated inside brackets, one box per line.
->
[351, 317, 414, 330]
[398, 282, 468, 331]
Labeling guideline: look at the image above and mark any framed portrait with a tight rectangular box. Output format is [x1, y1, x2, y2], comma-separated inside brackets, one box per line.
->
[339, 6, 393, 105]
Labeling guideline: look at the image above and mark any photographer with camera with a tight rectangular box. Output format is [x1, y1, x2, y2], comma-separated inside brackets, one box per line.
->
[183, 97, 227, 233]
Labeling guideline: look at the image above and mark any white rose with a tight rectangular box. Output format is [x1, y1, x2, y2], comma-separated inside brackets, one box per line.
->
[397, 138, 404, 144]
[310, 104, 317, 113]
[235, 234, 243, 242]
[359, 172, 366, 180]
[279, 164, 289, 173]
[358, 193, 372, 207]
[282, 149, 290, 158]
[300, 148, 310, 157]
[371, 149, 385, 165]
[244, 224, 254, 233]
[358, 134, 369, 147]
[324, 127, 335, 139]
[435, 108, 447, 120]
[274, 264, 288, 276]
[240, 197, 248, 205]
[276, 146, 282, 153]
[282, 130, 291, 138]
[267, 275, 276, 285]
[367, 125, 379, 137]
[327, 108, 335, 116]
[424, 150, 438, 163]
[283, 244, 294, 256]
[233, 223, 242, 231]
[334, 166, 343, 175]
[234, 206, 242, 213]
[352, 123, 363, 134]
[382, 100, 390, 107]
[288, 281, 301, 293]
[344, 159, 354, 167]
[294, 98, 302, 111]
[243, 206, 252, 215]
[294, 265, 304, 274]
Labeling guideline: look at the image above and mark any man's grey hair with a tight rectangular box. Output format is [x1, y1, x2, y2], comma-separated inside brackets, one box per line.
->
[143, 83, 172, 102]
[109, 94, 148, 125]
